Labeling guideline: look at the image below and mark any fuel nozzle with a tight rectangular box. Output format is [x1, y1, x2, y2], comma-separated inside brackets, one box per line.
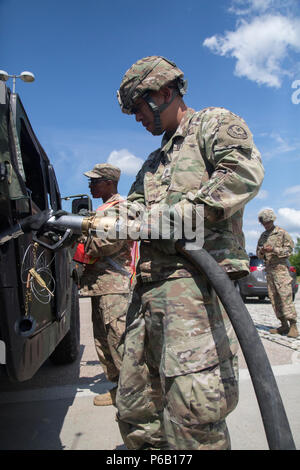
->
[44, 212, 89, 235]
[0, 209, 117, 248]
[32, 211, 96, 251]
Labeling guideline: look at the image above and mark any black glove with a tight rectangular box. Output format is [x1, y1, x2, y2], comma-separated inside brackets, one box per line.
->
[19, 210, 51, 233]
[78, 208, 90, 216]
[151, 238, 178, 255]
[52, 210, 69, 218]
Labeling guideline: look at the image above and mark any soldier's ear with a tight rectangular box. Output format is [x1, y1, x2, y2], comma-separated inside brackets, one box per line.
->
[160, 86, 173, 103]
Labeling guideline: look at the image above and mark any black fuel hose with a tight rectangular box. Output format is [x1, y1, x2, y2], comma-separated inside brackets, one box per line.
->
[176, 241, 296, 450]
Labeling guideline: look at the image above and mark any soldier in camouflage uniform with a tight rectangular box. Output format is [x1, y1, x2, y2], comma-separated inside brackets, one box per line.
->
[113, 56, 264, 450]
[79, 164, 133, 406]
[257, 209, 299, 338]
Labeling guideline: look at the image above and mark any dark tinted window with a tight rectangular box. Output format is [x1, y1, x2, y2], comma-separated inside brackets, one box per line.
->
[249, 256, 265, 267]
[19, 118, 46, 210]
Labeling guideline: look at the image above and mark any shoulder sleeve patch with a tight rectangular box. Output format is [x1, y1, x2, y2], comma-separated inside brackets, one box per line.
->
[227, 124, 248, 140]
[214, 117, 253, 151]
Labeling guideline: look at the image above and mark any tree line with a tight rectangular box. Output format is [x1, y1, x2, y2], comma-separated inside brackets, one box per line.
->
[290, 237, 300, 276]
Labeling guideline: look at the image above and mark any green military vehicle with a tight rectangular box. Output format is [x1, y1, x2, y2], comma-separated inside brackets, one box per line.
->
[0, 80, 87, 382]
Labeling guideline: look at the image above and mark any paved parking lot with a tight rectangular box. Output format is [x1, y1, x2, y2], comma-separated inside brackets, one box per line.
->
[0, 291, 299, 450]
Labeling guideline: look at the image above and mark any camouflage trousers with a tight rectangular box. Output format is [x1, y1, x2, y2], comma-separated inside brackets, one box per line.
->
[116, 276, 239, 450]
[91, 293, 129, 383]
[266, 265, 297, 322]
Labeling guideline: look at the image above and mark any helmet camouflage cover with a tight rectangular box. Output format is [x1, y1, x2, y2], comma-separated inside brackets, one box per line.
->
[117, 55, 187, 114]
[258, 208, 277, 223]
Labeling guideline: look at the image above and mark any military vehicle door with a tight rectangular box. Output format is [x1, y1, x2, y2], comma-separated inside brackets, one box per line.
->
[11, 91, 72, 323]
[0, 83, 75, 380]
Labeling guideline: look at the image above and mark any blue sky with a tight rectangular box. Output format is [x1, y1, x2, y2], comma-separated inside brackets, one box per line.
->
[1, 0, 300, 252]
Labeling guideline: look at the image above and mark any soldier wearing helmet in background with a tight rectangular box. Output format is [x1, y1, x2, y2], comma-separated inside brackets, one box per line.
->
[257, 208, 299, 338]
[114, 56, 264, 450]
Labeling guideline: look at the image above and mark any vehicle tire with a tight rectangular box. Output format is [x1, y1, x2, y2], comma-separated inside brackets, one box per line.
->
[49, 281, 80, 365]
[259, 296, 266, 301]
[292, 293, 295, 301]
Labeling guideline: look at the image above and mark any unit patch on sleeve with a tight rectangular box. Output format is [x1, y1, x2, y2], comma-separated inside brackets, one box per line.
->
[227, 124, 248, 139]
[227, 124, 248, 140]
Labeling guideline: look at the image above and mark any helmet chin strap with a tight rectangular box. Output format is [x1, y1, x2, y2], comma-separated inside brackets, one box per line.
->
[142, 89, 178, 135]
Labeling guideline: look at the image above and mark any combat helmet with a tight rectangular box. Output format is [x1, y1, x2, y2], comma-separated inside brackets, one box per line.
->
[258, 208, 277, 224]
[117, 56, 187, 135]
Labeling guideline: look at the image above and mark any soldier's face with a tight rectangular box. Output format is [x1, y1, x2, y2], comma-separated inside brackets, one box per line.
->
[89, 179, 109, 199]
[262, 220, 274, 230]
[133, 96, 157, 134]
[132, 89, 171, 135]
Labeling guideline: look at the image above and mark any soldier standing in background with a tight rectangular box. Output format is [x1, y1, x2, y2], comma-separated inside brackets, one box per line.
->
[75, 164, 135, 406]
[113, 55, 264, 450]
[257, 208, 299, 338]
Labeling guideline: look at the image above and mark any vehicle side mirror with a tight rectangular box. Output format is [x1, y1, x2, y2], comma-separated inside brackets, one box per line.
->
[61, 194, 92, 214]
[71, 196, 92, 214]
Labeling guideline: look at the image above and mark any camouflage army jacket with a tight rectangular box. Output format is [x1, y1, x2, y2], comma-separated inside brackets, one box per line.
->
[80, 194, 133, 296]
[256, 225, 294, 268]
[128, 107, 264, 283]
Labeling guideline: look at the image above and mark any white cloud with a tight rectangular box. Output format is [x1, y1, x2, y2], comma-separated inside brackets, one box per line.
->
[107, 149, 144, 176]
[250, 0, 273, 10]
[256, 189, 268, 199]
[229, 0, 272, 15]
[258, 132, 300, 160]
[269, 133, 296, 152]
[282, 186, 300, 210]
[284, 185, 300, 195]
[244, 228, 261, 239]
[229, 0, 293, 15]
[244, 229, 261, 253]
[277, 208, 300, 234]
[203, 14, 300, 88]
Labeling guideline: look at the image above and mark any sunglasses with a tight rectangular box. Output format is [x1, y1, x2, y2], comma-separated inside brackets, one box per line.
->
[89, 178, 108, 185]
